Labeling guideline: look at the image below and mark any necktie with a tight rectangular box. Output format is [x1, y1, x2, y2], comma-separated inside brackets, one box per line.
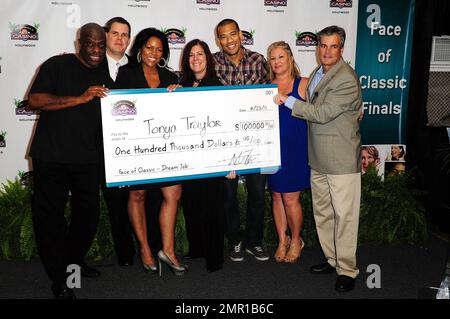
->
[115, 62, 121, 77]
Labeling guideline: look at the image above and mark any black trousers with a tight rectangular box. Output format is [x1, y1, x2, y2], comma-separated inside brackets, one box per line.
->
[224, 173, 267, 246]
[181, 177, 224, 270]
[32, 160, 101, 286]
[101, 184, 135, 263]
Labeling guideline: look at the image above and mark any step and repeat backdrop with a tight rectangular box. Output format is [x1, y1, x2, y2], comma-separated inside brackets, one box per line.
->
[0, 0, 413, 184]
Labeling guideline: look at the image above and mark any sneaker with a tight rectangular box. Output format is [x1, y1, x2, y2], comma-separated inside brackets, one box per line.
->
[230, 241, 244, 261]
[245, 245, 269, 261]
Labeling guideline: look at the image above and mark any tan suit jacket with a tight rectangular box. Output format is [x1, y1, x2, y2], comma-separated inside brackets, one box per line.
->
[291, 58, 362, 174]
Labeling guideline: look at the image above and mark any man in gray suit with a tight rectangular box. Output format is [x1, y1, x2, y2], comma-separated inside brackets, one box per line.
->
[274, 25, 362, 292]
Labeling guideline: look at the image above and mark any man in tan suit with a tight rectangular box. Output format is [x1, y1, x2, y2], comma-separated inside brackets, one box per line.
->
[274, 25, 362, 292]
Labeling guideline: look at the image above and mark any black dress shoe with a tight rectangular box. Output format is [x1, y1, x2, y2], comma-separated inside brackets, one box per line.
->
[336, 275, 355, 292]
[80, 264, 101, 278]
[310, 262, 336, 274]
[51, 283, 76, 299]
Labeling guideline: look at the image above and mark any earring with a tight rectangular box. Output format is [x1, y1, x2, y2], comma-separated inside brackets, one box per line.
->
[137, 51, 142, 63]
[158, 57, 168, 68]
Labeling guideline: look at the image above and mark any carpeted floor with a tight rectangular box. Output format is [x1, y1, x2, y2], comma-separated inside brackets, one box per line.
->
[0, 233, 448, 300]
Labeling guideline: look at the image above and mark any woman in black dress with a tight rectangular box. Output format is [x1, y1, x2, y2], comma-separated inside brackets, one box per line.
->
[174, 39, 225, 272]
[115, 28, 185, 275]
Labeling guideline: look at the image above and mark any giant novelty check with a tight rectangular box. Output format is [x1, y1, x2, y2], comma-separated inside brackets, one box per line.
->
[101, 84, 280, 187]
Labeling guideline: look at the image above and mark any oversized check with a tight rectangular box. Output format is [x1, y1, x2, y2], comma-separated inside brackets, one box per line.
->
[101, 84, 280, 187]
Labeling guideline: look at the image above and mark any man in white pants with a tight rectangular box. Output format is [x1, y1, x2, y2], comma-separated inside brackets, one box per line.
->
[274, 25, 362, 292]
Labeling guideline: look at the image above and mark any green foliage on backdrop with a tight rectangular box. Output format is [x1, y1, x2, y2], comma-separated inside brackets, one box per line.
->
[0, 167, 427, 261]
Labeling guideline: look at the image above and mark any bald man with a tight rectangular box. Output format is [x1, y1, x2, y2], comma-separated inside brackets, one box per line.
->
[29, 23, 109, 299]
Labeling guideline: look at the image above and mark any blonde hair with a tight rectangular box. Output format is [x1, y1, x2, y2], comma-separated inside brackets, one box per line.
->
[267, 41, 300, 81]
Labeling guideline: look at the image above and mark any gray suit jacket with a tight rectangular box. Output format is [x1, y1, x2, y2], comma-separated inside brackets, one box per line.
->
[291, 58, 362, 174]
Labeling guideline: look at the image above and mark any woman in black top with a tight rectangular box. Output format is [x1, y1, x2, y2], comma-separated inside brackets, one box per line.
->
[176, 39, 225, 272]
[115, 28, 185, 275]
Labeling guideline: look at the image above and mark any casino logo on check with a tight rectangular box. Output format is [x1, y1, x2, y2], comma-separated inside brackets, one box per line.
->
[112, 100, 137, 116]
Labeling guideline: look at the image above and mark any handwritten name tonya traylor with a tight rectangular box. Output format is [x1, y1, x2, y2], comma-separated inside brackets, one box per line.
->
[144, 115, 221, 139]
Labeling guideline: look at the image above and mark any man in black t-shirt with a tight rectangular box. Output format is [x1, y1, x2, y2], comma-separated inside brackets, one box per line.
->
[28, 23, 109, 299]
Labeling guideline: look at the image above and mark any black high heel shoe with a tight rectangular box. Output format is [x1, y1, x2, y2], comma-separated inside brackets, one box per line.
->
[157, 250, 187, 277]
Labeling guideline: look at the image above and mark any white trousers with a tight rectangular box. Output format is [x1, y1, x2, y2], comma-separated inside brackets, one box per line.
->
[311, 169, 361, 278]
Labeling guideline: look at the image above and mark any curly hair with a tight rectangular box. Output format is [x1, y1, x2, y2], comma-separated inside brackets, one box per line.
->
[129, 27, 170, 66]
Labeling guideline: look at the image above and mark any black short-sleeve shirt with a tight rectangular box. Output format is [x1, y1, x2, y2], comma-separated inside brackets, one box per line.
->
[29, 54, 109, 163]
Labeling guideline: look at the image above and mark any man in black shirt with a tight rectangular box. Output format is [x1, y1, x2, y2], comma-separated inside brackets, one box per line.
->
[29, 23, 108, 299]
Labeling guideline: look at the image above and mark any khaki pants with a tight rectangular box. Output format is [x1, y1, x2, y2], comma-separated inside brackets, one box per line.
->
[311, 169, 361, 278]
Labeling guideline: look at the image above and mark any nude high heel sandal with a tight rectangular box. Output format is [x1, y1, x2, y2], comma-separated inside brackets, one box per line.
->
[284, 238, 304, 263]
[274, 237, 291, 262]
